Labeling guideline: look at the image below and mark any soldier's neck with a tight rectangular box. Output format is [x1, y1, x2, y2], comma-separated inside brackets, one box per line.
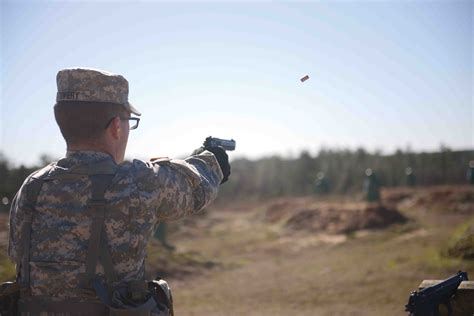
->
[67, 143, 117, 163]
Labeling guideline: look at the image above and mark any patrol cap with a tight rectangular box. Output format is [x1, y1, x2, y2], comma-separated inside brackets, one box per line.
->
[56, 68, 141, 116]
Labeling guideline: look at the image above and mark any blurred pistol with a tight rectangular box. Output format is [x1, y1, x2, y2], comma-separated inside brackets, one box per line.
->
[203, 136, 236, 151]
[405, 271, 468, 316]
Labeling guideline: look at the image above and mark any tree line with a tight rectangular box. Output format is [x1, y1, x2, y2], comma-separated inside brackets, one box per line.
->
[1, 148, 473, 212]
[218, 148, 474, 200]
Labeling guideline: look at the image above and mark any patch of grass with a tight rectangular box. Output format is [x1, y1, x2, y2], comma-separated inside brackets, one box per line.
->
[345, 230, 357, 239]
[387, 220, 420, 234]
[264, 229, 279, 241]
[0, 251, 15, 282]
[445, 216, 474, 260]
[422, 247, 474, 275]
[387, 259, 398, 270]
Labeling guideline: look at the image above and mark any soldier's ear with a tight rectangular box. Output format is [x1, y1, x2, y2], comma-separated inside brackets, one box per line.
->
[107, 116, 121, 140]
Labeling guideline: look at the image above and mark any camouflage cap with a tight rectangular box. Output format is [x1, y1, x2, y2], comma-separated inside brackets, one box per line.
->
[56, 68, 141, 116]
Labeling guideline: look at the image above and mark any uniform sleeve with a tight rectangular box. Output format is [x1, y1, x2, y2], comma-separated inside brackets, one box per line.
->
[133, 151, 223, 221]
[7, 169, 47, 262]
[8, 189, 22, 261]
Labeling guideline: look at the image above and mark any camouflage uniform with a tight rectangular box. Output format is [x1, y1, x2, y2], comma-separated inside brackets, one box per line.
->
[8, 150, 222, 300]
[5, 68, 225, 314]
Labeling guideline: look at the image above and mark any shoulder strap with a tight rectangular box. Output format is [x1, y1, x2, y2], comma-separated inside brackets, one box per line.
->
[46, 159, 118, 181]
[84, 174, 117, 288]
[16, 164, 54, 286]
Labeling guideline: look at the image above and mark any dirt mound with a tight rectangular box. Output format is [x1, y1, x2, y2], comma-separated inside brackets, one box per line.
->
[381, 189, 414, 205]
[263, 197, 313, 223]
[286, 204, 406, 234]
[382, 185, 474, 214]
[145, 241, 219, 280]
[264, 199, 407, 234]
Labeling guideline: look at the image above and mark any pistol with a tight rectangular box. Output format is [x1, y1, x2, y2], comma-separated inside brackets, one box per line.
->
[405, 271, 468, 316]
[203, 136, 236, 151]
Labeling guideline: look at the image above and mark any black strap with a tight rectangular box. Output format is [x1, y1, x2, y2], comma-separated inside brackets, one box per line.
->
[45, 159, 118, 180]
[84, 174, 117, 287]
[100, 234, 117, 283]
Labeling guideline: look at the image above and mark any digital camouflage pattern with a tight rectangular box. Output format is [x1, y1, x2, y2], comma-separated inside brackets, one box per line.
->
[8, 150, 222, 300]
[56, 68, 141, 116]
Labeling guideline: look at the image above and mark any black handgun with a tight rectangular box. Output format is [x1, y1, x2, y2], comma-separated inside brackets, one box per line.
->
[203, 136, 236, 151]
[405, 271, 468, 316]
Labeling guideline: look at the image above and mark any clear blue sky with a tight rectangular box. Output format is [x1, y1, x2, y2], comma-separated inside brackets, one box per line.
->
[1, 0, 473, 166]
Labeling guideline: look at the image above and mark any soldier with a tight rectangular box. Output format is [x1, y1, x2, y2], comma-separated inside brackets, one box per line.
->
[363, 168, 380, 202]
[314, 171, 330, 195]
[154, 222, 175, 251]
[467, 161, 474, 185]
[405, 167, 416, 187]
[5, 68, 230, 315]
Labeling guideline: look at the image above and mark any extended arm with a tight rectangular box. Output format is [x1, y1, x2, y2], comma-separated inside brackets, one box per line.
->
[133, 151, 223, 221]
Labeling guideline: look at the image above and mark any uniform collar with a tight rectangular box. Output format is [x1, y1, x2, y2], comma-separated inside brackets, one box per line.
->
[59, 150, 116, 167]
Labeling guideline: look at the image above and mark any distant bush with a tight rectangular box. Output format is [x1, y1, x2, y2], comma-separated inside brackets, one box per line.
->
[0, 152, 39, 213]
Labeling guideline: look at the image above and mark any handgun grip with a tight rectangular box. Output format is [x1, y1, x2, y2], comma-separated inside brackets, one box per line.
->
[444, 301, 453, 316]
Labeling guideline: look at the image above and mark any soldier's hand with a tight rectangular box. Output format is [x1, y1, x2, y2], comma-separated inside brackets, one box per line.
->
[193, 146, 230, 184]
[207, 147, 230, 184]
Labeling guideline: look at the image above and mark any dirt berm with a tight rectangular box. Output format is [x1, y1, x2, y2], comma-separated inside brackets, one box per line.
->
[382, 185, 474, 214]
[264, 198, 407, 234]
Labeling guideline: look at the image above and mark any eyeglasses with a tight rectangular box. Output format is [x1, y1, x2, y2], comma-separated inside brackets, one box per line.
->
[120, 117, 140, 130]
[105, 116, 140, 130]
